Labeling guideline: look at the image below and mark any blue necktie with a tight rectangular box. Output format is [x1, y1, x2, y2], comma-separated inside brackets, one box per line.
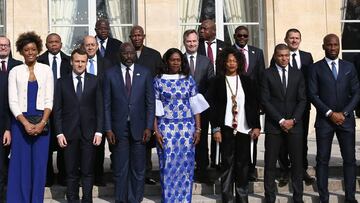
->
[89, 59, 95, 75]
[100, 40, 105, 57]
[76, 75, 82, 100]
[331, 61, 337, 80]
[52, 56, 57, 83]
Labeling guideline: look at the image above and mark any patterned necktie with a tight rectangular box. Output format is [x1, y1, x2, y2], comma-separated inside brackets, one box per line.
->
[89, 59, 95, 75]
[1, 60, 6, 72]
[189, 55, 195, 76]
[125, 67, 131, 96]
[100, 40, 105, 57]
[282, 68, 287, 93]
[239, 48, 248, 72]
[292, 53, 298, 69]
[206, 41, 214, 64]
[76, 75, 82, 100]
[52, 56, 57, 81]
[331, 61, 337, 80]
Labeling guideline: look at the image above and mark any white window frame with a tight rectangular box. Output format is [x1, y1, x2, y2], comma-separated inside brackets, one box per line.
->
[0, 0, 5, 34]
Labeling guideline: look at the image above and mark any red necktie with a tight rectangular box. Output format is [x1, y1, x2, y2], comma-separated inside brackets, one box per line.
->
[1, 61, 6, 72]
[206, 41, 214, 64]
[239, 48, 248, 72]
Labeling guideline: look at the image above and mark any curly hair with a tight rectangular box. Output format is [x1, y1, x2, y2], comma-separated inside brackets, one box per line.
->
[216, 47, 245, 76]
[157, 48, 190, 77]
[15, 31, 43, 53]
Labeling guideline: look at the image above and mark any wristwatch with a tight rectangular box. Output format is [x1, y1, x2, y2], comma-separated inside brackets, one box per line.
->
[343, 112, 349, 117]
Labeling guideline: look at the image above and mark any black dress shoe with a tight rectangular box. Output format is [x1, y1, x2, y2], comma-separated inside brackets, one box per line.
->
[145, 177, 156, 185]
[248, 172, 257, 182]
[194, 171, 214, 184]
[303, 172, 315, 185]
[278, 178, 288, 187]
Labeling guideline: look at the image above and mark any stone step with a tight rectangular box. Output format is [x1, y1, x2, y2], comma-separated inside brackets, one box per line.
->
[43, 192, 360, 203]
[43, 177, 360, 199]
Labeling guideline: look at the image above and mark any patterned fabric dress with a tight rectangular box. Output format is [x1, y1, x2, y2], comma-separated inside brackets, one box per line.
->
[154, 74, 208, 203]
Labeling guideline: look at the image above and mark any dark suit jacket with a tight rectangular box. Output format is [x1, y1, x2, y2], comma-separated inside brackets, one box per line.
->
[7, 57, 23, 73]
[209, 74, 260, 130]
[135, 46, 164, 77]
[184, 53, 214, 98]
[308, 58, 360, 129]
[261, 66, 307, 134]
[91, 55, 112, 83]
[198, 39, 229, 58]
[53, 73, 103, 141]
[37, 51, 71, 78]
[233, 44, 265, 82]
[96, 37, 122, 65]
[0, 73, 10, 136]
[103, 64, 155, 141]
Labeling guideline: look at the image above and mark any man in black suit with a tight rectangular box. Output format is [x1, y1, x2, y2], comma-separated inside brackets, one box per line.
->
[232, 26, 265, 182]
[309, 34, 359, 203]
[54, 48, 103, 203]
[183, 29, 215, 183]
[0, 72, 11, 202]
[129, 25, 163, 185]
[95, 19, 122, 65]
[275, 28, 315, 186]
[261, 44, 306, 203]
[0, 36, 22, 73]
[82, 35, 112, 186]
[198, 19, 228, 167]
[37, 33, 71, 187]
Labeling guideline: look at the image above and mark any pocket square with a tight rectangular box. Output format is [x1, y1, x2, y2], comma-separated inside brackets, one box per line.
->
[136, 73, 141, 76]
[251, 51, 255, 54]
[345, 71, 351, 75]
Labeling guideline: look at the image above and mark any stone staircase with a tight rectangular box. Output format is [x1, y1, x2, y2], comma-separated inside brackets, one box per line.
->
[43, 166, 360, 203]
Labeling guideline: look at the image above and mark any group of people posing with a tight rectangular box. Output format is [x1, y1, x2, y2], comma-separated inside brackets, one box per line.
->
[0, 18, 358, 203]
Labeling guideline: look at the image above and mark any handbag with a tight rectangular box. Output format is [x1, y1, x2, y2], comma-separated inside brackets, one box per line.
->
[24, 115, 49, 135]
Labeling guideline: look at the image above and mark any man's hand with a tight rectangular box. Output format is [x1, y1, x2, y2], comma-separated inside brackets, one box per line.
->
[93, 135, 102, 146]
[142, 128, 151, 143]
[193, 131, 200, 145]
[154, 131, 164, 149]
[106, 131, 116, 145]
[250, 128, 261, 139]
[329, 112, 345, 125]
[3, 130, 11, 146]
[57, 135, 68, 148]
[280, 119, 294, 132]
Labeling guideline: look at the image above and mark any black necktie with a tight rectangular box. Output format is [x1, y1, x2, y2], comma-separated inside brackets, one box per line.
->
[52, 56, 57, 82]
[1, 61, 6, 72]
[76, 75, 82, 100]
[292, 53, 298, 69]
[282, 68, 287, 93]
[189, 55, 195, 76]
[125, 67, 131, 96]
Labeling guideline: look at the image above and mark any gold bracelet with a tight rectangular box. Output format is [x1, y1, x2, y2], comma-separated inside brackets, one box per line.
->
[195, 127, 201, 133]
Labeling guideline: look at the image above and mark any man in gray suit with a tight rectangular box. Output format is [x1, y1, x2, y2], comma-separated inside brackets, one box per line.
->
[183, 29, 215, 183]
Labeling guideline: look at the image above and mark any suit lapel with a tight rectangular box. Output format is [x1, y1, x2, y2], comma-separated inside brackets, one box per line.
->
[270, 66, 285, 96]
[247, 46, 255, 74]
[116, 66, 128, 99]
[321, 59, 336, 81]
[337, 59, 346, 81]
[130, 65, 140, 101]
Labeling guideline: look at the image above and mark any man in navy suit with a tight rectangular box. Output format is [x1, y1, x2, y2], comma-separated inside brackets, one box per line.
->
[309, 34, 359, 203]
[129, 25, 163, 185]
[0, 72, 11, 202]
[103, 42, 155, 203]
[261, 44, 306, 203]
[37, 33, 71, 186]
[95, 19, 122, 65]
[82, 35, 112, 186]
[232, 26, 265, 182]
[54, 48, 103, 202]
[183, 29, 215, 183]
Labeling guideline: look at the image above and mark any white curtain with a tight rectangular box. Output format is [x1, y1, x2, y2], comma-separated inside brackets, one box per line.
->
[51, 0, 77, 52]
[341, 0, 348, 33]
[223, 0, 247, 45]
[179, 0, 202, 49]
[105, 0, 131, 41]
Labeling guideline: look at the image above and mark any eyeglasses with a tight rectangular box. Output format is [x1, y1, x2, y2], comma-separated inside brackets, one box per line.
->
[0, 44, 10, 48]
[236, 34, 249, 38]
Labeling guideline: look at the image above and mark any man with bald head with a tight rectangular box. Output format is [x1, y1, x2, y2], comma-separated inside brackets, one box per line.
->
[103, 42, 155, 203]
[82, 35, 111, 186]
[309, 34, 359, 203]
[37, 33, 70, 186]
[95, 19, 122, 65]
[129, 25, 163, 185]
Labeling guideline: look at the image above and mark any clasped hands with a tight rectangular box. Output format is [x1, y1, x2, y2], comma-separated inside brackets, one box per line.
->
[329, 112, 345, 126]
[280, 119, 295, 133]
[24, 121, 45, 136]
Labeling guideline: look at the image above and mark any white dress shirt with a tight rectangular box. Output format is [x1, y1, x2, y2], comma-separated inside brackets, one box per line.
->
[121, 63, 134, 85]
[290, 50, 301, 69]
[186, 52, 198, 72]
[96, 37, 108, 50]
[48, 52, 62, 79]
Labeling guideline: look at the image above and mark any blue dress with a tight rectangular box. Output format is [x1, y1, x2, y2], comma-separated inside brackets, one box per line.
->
[7, 81, 50, 203]
[154, 74, 205, 203]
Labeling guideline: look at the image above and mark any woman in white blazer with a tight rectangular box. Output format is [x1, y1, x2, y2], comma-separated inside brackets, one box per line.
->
[6, 32, 53, 203]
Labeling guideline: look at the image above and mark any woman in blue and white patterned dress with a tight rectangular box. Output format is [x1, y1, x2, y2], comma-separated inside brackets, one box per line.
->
[153, 48, 209, 203]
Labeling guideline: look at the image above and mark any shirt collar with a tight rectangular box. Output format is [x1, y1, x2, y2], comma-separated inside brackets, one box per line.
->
[235, 44, 248, 51]
[290, 49, 299, 56]
[49, 52, 61, 58]
[72, 71, 85, 79]
[89, 54, 97, 62]
[186, 52, 197, 59]
[275, 64, 289, 72]
[325, 57, 339, 65]
[121, 63, 134, 71]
